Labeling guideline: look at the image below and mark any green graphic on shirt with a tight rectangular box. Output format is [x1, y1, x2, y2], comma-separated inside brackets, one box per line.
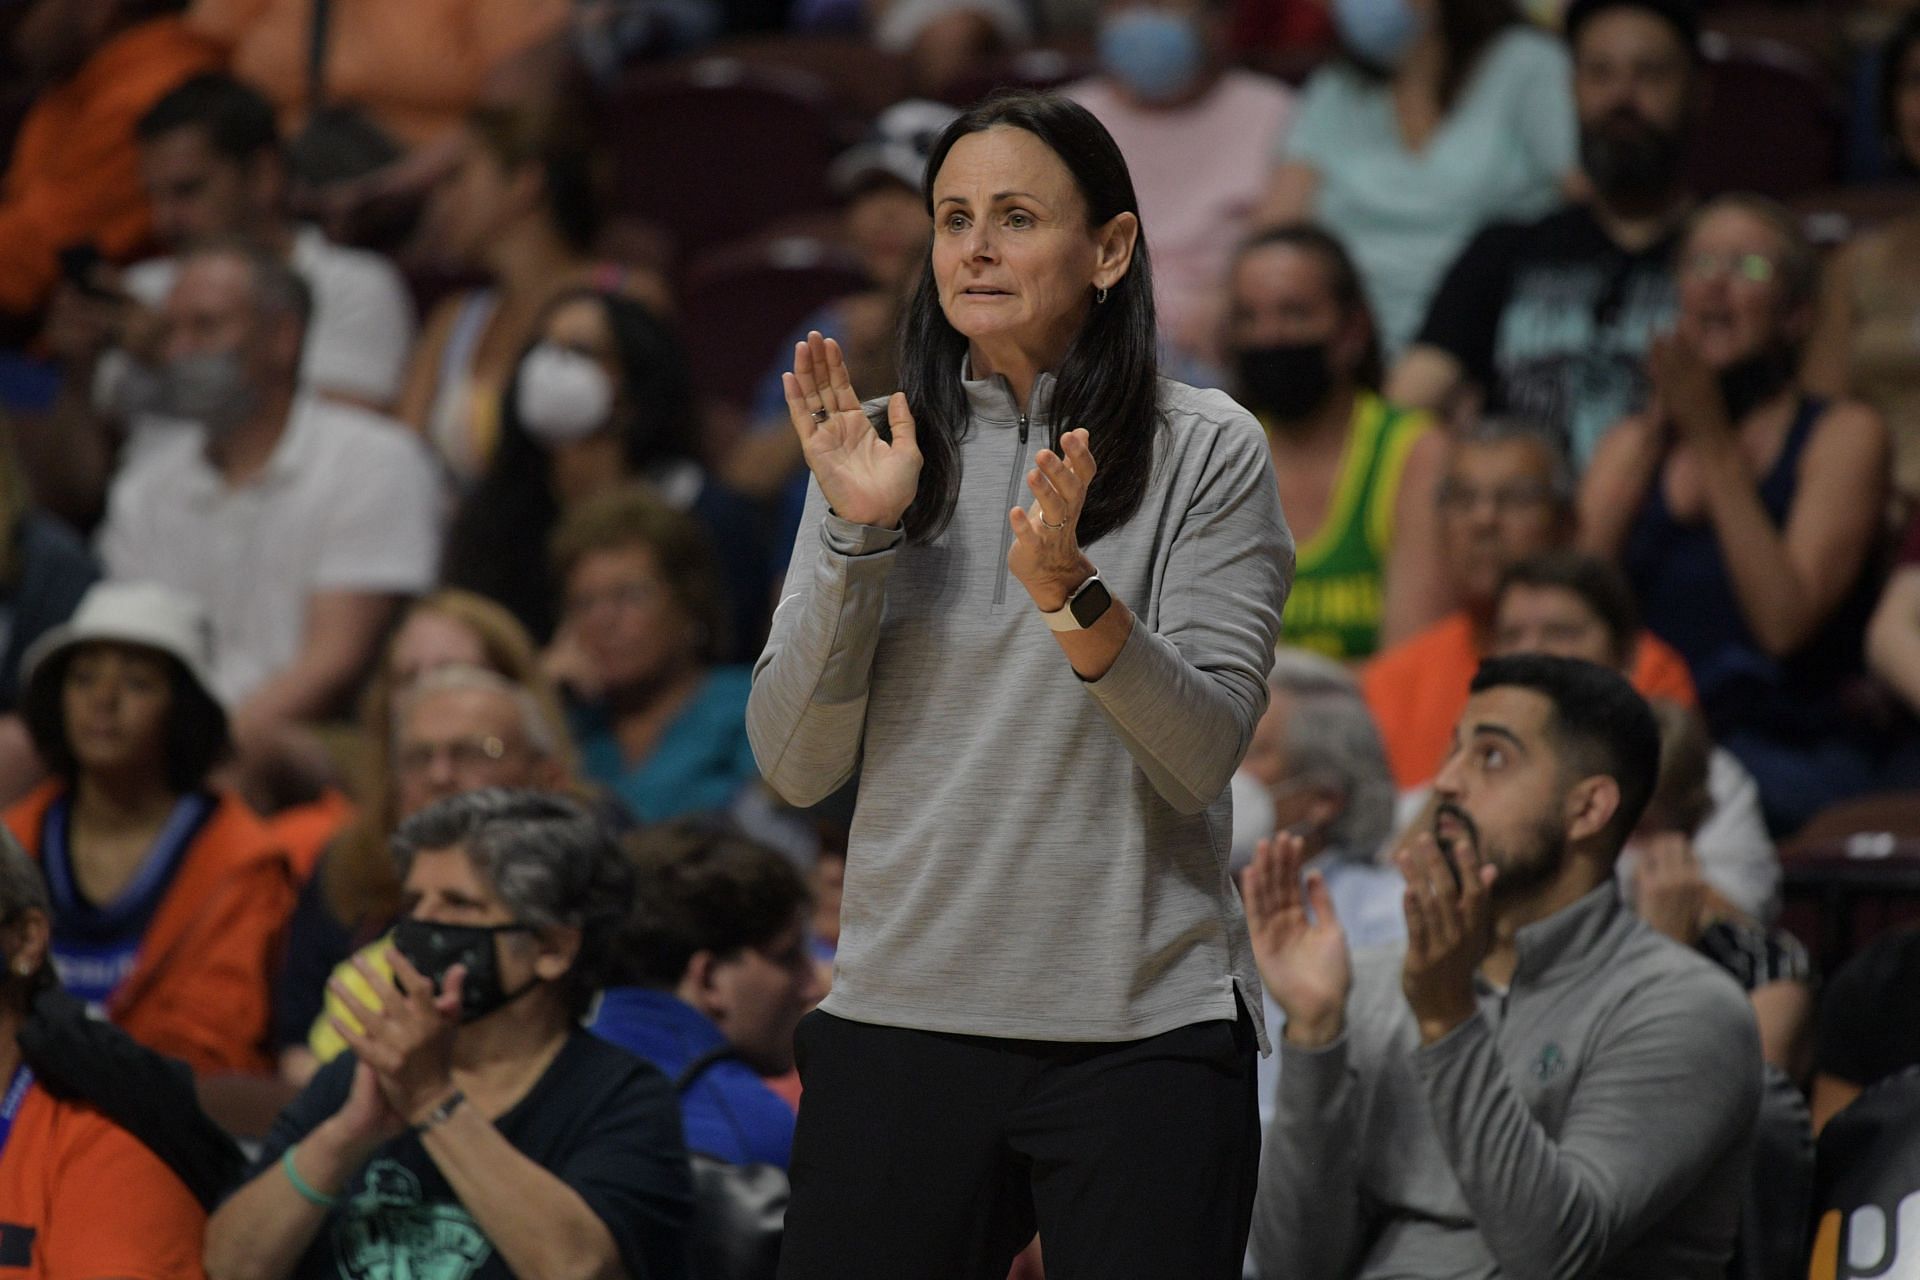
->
[335, 1158, 492, 1280]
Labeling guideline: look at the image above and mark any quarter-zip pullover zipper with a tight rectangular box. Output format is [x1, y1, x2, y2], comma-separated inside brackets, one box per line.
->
[994, 413, 1029, 609]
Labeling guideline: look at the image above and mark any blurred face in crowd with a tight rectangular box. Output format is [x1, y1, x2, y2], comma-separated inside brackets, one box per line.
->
[1225, 241, 1368, 423]
[160, 252, 301, 421]
[1096, 0, 1218, 107]
[429, 129, 536, 266]
[13, 0, 115, 87]
[564, 543, 701, 694]
[388, 610, 491, 692]
[530, 296, 629, 507]
[684, 914, 821, 1074]
[846, 178, 932, 293]
[140, 127, 276, 251]
[930, 127, 1136, 368]
[399, 845, 576, 1002]
[1493, 585, 1626, 669]
[1436, 440, 1568, 609]
[1240, 691, 1344, 845]
[1573, 8, 1693, 207]
[394, 685, 559, 820]
[1674, 205, 1799, 369]
[62, 643, 174, 782]
[1431, 686, 1576, 903]
[1895, 39, 1920, 170]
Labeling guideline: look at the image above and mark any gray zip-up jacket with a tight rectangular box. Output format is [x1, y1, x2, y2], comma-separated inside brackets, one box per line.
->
[1250, 883, 1762, 1279]
[747, 370, 1293, 1046]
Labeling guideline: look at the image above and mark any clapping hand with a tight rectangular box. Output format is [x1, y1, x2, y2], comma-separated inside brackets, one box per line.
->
[1397, 834, 1497, 1045]
[1009, 427, 1098, 612]
[782, 331, 921, 529]
[1649, 332, 1733, 447]
[1243, 832, 1350, 1048]
[326, 947, 465, 1135]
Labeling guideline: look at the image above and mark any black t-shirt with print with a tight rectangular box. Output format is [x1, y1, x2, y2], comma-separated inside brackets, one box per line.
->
[252, 1030, 692, 1280]
[1415, 203, 1680, 467]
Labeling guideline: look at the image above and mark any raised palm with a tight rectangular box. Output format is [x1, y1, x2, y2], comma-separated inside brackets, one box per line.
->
[782, 331, 922, 528]
[1243, 832, 1351, 1042]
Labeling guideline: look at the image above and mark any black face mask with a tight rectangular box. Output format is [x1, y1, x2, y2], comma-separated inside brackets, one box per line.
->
[1236, 341, 1336, 425]
[392, 918, 542, 1024]
[1579, 112, 1685, 209]
[1715, 348, 1794, 424]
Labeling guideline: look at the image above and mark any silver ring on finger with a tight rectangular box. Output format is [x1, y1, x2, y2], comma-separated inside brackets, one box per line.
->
[810, 407, 830, 424]
[1040, 515, 1066, 530]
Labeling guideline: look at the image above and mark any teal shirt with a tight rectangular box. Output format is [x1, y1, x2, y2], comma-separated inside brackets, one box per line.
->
[573, 667, 759, 822]
[1281, 27, 1576, 355]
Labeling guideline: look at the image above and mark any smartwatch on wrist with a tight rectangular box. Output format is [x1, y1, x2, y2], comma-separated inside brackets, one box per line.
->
[1040, 574, 1112, 632]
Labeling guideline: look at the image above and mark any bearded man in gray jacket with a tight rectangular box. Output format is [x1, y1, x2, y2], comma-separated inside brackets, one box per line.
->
[1246, 653, 1760, 1279]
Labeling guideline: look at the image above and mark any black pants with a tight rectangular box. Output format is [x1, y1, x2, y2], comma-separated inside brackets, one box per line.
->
[776, 1002, 1260, 1280]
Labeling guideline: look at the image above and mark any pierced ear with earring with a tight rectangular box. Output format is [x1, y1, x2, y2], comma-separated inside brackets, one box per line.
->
[1096, 286, 1109, 305]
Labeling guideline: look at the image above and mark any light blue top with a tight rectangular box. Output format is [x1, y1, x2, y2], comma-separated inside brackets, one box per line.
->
[573, 667, 759, 823]
[1282, 27, 1576, 355]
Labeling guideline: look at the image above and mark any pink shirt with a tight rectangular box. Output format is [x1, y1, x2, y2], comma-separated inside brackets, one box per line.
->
[1066, 70, 1294, 363]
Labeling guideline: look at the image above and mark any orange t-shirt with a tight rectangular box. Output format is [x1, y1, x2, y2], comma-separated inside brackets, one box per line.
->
[0, 1083, 207, 1279]
[0, 18, 222, 315]
[1363, 612, 1699, 789]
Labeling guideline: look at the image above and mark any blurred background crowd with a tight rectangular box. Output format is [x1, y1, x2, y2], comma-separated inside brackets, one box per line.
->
[3, 0, 1920, 1273]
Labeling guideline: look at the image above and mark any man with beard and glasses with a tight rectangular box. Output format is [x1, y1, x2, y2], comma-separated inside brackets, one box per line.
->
[96, 240, 441, 764]
[1387, 0, 1699, 468]
[1225, 225, 1450, 659]
[1246, 653, 1760, 1280]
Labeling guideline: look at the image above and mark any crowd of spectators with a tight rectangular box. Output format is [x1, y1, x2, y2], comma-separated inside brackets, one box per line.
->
[2, 0, 1920, 1272]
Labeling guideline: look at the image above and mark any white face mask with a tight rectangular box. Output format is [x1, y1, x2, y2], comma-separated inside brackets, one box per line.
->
[1228, 768, 1278, 875]
[516, 343, 615, 444]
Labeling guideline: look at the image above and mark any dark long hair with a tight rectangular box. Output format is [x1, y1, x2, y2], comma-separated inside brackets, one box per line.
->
[440, 288, 700, 642]
[890, 92, 1160, 548]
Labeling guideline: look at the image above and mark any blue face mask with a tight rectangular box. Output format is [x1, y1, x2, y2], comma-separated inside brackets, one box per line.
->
[1098, 8, 1206, 104]
[1332, 0, 1423, 70]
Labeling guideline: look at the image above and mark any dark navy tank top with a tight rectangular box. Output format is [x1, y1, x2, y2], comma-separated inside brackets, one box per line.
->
[1622, 397, 1876, 739]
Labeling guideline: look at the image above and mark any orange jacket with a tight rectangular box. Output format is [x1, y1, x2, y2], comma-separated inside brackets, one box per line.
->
[7, 783, 294, 1076]
[1363, 612, 1699, 789]
[0, 18, 223, 315]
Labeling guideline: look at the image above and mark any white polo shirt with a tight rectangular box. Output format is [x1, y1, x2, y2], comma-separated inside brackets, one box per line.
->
[97, 395, 442, 705]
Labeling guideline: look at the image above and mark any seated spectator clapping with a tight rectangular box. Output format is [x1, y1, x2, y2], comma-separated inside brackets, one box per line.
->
[277, 662, 576, 1086]
[206, 790, 692, 1280]
[1489, 549, 1777, 922]
[1249, 654, 1760, 1278]
[1580, 195, 1891, 833]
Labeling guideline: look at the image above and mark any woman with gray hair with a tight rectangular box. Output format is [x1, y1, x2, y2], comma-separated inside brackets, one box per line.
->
[207, 789, 692, 1280]
[1234, 648, 1403, 945]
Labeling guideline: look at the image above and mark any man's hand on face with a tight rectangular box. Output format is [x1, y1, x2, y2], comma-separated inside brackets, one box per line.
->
[1397, 833, 1498, 1045]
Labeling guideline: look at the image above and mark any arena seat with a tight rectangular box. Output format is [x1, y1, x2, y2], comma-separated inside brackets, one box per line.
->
[1688, 33, 1844, 200]
[605, 59, 844, 272]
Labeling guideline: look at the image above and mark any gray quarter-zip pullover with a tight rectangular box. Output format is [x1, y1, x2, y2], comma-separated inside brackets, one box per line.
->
[747, 370, 1293, 1047]
[1251, 882, 1761, 1278]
